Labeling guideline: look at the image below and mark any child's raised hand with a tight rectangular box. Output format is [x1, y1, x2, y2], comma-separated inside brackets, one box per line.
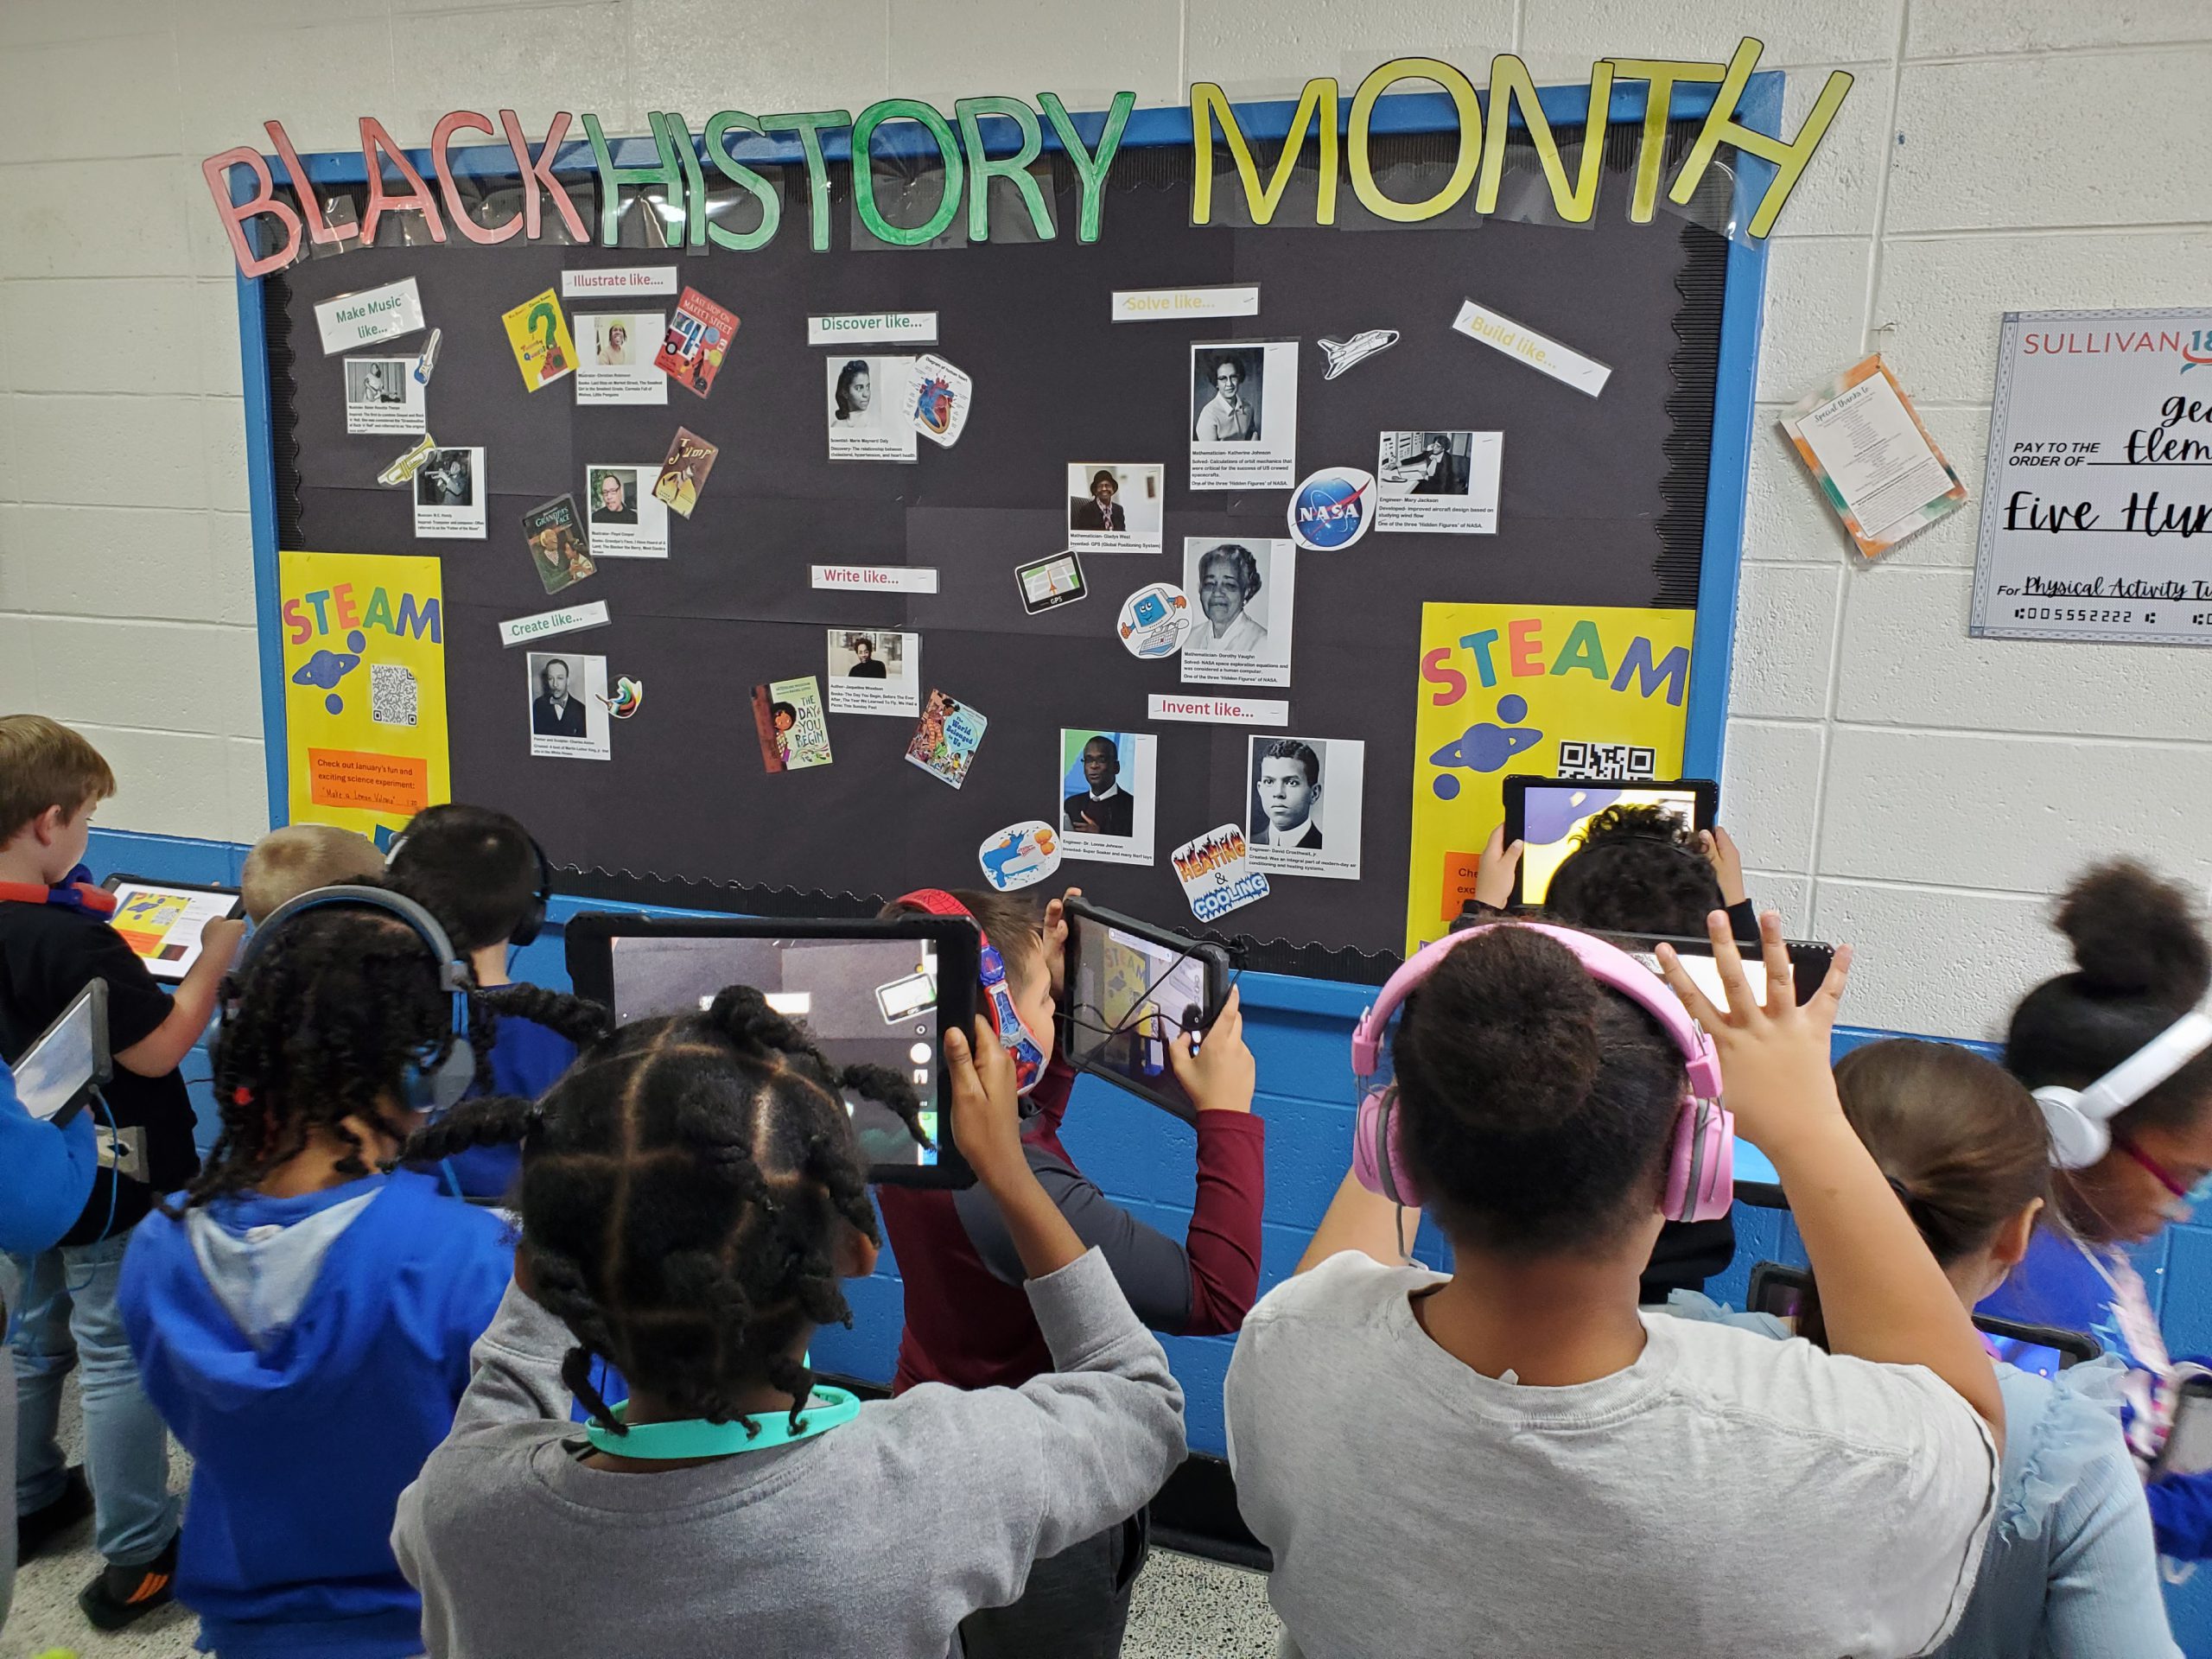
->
[1167, 987, 1255, 1115]
[1700, 825, 1749, 907]
[200, 915, 246, 969]
[1473, 825, 1522, 909]
[944, 1016, 1027, 1192]
[1656, 910, 1853, 1156]
[1043, 886, 1082, 1001]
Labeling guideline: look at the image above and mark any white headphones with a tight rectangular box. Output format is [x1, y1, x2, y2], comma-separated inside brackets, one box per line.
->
[2034, 1007, 2212, 1169]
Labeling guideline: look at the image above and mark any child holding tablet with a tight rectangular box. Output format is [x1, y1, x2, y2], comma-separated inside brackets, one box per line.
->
[1982, 861, 2212, 1561]
[1228, 913, 2004, 1658]
[873, 887, 1262, 1658]
[1676, 1039, 2178, 1656]
[393, 988, 1186, 1659]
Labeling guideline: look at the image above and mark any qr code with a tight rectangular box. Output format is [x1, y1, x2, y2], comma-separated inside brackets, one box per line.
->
[1556, 741, 1656, 781]
[370, 663, 417, 728]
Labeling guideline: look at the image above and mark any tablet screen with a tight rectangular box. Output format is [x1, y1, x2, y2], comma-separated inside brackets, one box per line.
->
[1065, 917, 1210, 1104]
[108, 882, 241, 982]
[604, 933, 941, 1170]
[1517, 783, 1705, 906]
[15, 983, 104, 1123]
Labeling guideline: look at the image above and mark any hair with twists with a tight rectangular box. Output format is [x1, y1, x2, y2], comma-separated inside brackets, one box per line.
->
[184, 899, 497, 1210]
[403, 985, 929, 1436]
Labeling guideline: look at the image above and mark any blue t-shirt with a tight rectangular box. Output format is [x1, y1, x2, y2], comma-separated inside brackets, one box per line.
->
[439, 1010, 578, 1201]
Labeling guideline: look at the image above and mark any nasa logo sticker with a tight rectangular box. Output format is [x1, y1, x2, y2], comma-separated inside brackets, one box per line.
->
[1117, 582, 1192, 658]
[1287, 467, 1376, 550]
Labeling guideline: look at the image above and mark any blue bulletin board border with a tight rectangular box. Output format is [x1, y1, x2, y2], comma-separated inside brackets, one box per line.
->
[234, 73, 1775, 875]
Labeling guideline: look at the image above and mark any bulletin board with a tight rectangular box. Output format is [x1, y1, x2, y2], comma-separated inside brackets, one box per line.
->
[238, 80, 1773, 980]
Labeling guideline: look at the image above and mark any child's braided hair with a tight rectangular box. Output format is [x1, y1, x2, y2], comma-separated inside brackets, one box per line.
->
[185, 894, 500, 1211]
[403, 985, 929, 1436]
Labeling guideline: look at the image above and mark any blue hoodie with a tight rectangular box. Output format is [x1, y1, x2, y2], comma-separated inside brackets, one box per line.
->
[439, 1014, 577, 1201]
[118, 1169, 512, 1658]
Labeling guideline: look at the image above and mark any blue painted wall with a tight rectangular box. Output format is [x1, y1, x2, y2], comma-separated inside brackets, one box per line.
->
[90, 829, 2212, 1649]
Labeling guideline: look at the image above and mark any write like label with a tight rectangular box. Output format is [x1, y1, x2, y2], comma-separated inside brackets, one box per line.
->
[1451, 299, 1611, 397]
[1112, 286, 1261, 323]
[314, 277, 425, 356]
[811, 564, 940, 593]
[1147, 693, 1288, 726]
[499, 601, 611, 646]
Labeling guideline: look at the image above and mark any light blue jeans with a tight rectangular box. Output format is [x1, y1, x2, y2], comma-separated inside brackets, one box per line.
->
[10, 1231, 178, 1566]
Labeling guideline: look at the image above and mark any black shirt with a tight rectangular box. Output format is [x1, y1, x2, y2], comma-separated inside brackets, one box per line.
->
[1063, 790, 1135, 838]
[848, 659, 888, 678]
[0, 901, 198, 1242]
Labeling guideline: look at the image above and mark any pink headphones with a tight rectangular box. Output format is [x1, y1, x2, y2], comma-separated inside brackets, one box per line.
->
[1351, 922, 1733, 1224]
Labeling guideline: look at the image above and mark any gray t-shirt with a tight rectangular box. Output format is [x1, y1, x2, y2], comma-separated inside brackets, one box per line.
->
[393, 1249, 1185, 1659]
[1226, 1253, 1999, 1659]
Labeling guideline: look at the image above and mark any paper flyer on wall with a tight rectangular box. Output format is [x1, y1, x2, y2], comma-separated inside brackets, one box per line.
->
[413, 448, 484, 538]
[906, 353, 972, 446]
[828, 356, 918, 461]
[1189, 340, 1299, 491]
[1404, 602, 1695, 954]
[585, 464, 668, 556]
[526, 651, 611, 760]
[279, 550, 449, 842]
[1376, 431, 1503, 534]
[1971, 308, 2212, 644]
[1058, 730, 1158, 867]
[1781, 354, 1964, 559]
[652, 428, 718, 519]
[575, 313, 668, 405]
[343, 357, 425, 435]
[501, 289, 576, 391]
[827, 628, 919, 715]
[521, 495, 595, 594]
[1068, 462, 1164, 556]
[906, 690, 986, 788]
[1172, 823, 1270, 923]
[1246, 736, 1362, 880]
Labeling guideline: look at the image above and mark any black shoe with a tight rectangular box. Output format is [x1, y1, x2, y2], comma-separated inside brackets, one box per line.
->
[78, 1531, 178, 1631]
[16, 1465, 92, 1564]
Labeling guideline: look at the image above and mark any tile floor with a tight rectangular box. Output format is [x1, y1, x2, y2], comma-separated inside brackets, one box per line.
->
[5, 1395, 1282, 1658]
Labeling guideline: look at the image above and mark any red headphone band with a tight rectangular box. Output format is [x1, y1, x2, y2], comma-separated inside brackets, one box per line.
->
[893, 888, 991, 956]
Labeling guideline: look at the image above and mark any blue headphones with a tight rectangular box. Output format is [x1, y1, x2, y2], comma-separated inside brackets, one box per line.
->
[228, 884, 476, 1112]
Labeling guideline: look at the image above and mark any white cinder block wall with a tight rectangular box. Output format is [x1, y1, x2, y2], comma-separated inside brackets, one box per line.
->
[1, 0, 2204, 1039]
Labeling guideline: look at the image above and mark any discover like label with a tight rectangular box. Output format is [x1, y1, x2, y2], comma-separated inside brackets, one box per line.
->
[1452, 299, 1611, 397]
[810, 311, 938, 345]
[315, 277, 425, 355]
[812, 564, 938, 593]
[1147, 694, 1288, 725]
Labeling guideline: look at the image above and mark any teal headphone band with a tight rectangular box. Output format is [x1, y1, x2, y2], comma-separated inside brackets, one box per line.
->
[582, 1385, 861, 1459]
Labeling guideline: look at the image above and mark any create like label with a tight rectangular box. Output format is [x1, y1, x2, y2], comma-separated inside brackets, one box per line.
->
[499, 601, 611, 646]
[810, 564, 939, 593]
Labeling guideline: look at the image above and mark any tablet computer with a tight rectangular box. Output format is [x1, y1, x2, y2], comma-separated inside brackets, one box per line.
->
[1061, 899, 1231, 1124]
[1746, 1262, 2101, 1375]
[12, 980, 110, 1128]
[1499, 776, 1719, 908]
[2155, 1371, 2212, 1479]
[1606, 929, 1837, 1011]
[564, 912, 982, 1188]
[102, 875, 245, 983]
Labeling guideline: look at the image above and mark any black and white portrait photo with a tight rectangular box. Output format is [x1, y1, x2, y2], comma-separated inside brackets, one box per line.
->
[1376, 429, 1503, 534]
[826, 355, 918, 462]
[343, 355, 423, 436]
[1246, 734, 1363, 880]
[826, 628, 919, 716]
[412, 447, 485, 539]
[1189, 340, 1300, 491]
[527, 652, 611, 760]
[1180, 537, 1294, 689]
